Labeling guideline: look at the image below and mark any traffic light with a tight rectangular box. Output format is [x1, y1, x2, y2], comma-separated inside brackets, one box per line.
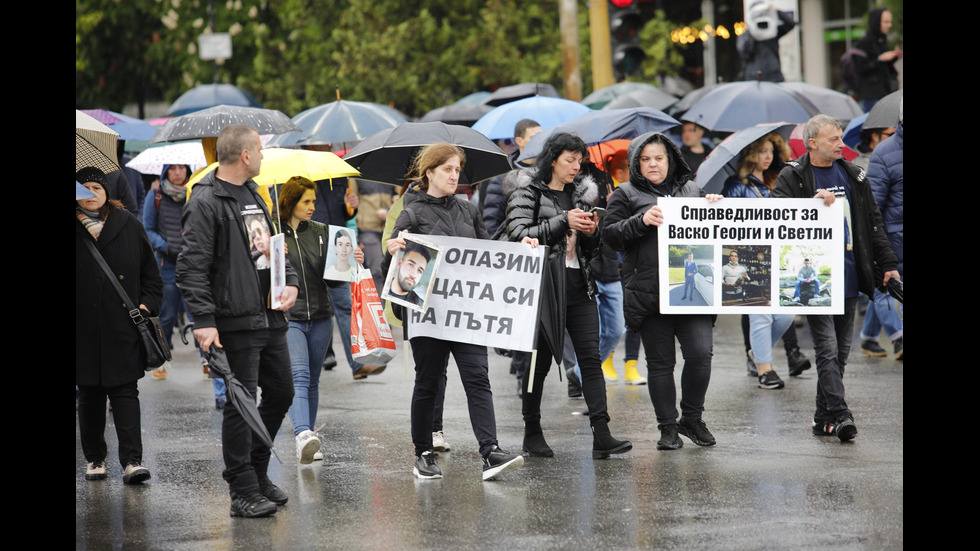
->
[609, 0, 645, 80]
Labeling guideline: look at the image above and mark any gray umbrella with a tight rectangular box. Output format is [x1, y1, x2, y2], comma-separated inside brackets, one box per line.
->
[863, 90, 903, 130]
[150, 105, 300, 143]
[483, 82, 560, 107]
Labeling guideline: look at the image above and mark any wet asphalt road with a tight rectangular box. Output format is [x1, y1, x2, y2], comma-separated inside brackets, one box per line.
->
[76, 314, 903, 550]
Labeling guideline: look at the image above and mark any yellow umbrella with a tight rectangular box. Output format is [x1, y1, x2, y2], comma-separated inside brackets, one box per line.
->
[186, 147, 361, 213]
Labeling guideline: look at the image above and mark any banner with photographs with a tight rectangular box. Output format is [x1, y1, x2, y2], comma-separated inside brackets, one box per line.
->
[270, 233, 286, 309]
[657, 197, 845, 314]
[323, 225, 359, 282]
[382, 234, 444, 313]
[403, 234, 546, 351]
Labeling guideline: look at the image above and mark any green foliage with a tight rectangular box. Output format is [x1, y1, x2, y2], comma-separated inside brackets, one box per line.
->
[638, 10, 691, 80]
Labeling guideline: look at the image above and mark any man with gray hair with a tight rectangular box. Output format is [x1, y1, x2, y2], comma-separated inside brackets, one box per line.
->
[178, 124, 300, 517]
[773, 114, 899, 442]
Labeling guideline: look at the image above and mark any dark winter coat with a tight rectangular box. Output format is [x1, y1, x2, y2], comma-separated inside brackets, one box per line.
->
[502, 169, 601, 362]
[737, 10, 796, 82]
[279, 220, 334, 321]
[772, 152, 898, 298]
[176, 170, 298, 333]
[76, 209, 163, 387]
[867, 122, 903, 274]
[603, 132, 704, 329]
[855, 8, 899, 101]
[480, 148, 521, 236]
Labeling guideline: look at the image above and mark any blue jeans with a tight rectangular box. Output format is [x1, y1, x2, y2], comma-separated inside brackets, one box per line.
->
[596, 280, 626, 363]
[286, 317, 333, 435]
[749, 314, 796, 365]
[860, 288, 903, 342]
[328, 285, 363, 373]
[807, 298, 857, 423]
[158, 257, 183, 348]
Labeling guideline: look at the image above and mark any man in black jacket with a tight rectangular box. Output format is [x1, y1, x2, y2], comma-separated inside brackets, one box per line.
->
[772, 115, 899, 442]
[177, 125, 299, 518]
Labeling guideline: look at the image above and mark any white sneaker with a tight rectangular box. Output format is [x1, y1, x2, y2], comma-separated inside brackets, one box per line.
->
[296, 430, 321, 464]
[313, 450, 324, 461]
[432, 431, 451, 452]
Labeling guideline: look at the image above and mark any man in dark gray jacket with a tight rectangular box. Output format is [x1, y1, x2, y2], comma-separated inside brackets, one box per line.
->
[177, 125, 299, 518]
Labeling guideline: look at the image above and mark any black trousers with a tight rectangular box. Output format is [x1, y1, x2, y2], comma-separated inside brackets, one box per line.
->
[637, 312, 713, 426]
[523, 288, 610, 428]
[410, 337, 497, 457]
[220, 328, 294, 497]
[77, 381, 142, 467]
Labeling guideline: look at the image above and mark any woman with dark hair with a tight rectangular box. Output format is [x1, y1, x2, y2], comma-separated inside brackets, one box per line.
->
[502, 132, 632, 459]
[855, 8, 902, 112]
[603, 132, 722, 451]
[276, 176, 363, 463]
[722, 133, 799, 390]
[76, 166, 162, 483]
[386, 142, 525, 481]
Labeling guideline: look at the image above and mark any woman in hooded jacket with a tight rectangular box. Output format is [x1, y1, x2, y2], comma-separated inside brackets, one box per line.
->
[502, 132, 632, 459]
[602, 132, 722, 451]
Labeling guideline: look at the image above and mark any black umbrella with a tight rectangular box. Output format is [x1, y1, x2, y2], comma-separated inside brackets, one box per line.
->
[864, 90, 903, 130]
[886, 278, 903, 304]
[343, 122, 511, 187]
[204, 345, 282, 463]
[419, 102, 493, 126]
[483, 82, 560, 107]
[150, 105, 301, 144]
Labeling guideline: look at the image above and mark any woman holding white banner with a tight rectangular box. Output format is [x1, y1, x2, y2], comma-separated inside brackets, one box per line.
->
[722, 132, 800, 390]
[386, 142, 525, 482]
[603, 132, 722, 451]
[502, 132, 633, 460]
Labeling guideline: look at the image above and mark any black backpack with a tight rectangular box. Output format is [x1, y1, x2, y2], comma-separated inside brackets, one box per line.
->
[839, 48, 868, 94]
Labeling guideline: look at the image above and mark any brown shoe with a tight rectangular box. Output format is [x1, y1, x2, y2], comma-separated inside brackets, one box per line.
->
[368, 364, 386, 376]
[353, 366, 371, 380]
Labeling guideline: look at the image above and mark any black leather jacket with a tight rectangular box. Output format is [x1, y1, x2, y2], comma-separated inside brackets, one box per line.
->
[280, 220, 333, 321]
[177, 171, 298, 332]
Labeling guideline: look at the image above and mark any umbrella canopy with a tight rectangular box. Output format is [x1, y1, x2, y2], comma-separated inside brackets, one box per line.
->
[842, 113, 869, 148]
[344, 122, 510, 187]
[168, 84, 262, 116]
[204, 346, 278, 457]
[777, 82, 863, 122]
[518, 107, 681, 163]
[669, 83, 722, 117]
[76, 110, 120, 173]
[483, 82, 560, 107]
[76, 181, 96, 200]
[186, 147, 360, 193]
[864, 89, 903, 130]
[419, 102, 493, 126]
[265, 100, 407, 149]
[126, 142, 208, 176]
[681, 81, 819, 132]
[695, 122, 797, 193]
[603, 88, 678, 111]
[150, 105, 301, 144]
[455, 91, 492, 105]
[583, 82, 674, 110]
[80, 109, 157, 141]
[472, 96, 590, 140]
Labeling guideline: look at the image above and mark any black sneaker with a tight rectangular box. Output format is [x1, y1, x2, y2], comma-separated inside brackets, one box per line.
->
[758, 370, 785, 390]
[678, 418, 716, 447]
[482, 446, 524, 481]
[258, 477, 288, 505]
[860, 340, 887, 357]
[230, 493, 277, 518]
[657, 424, 683, 450]
[812, 416, 858, 442]
[787, 347, 812, 376]
[893, 338, 903, 361]
[746, 353, 758, 377]
[413, 451, 442, 479]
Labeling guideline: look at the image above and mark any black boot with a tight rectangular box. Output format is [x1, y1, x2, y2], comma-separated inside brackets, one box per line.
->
[523, 420, 554, 457]
[592, 420, 632, 459]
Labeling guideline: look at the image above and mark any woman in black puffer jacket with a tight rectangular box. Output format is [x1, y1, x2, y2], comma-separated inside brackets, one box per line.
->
[603, 132, 722, 451]
[503, 132, 632, 459]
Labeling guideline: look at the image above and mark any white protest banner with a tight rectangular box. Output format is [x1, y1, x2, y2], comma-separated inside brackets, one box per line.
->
[658, 197, 844, 314]
[406, 234, 546, 351]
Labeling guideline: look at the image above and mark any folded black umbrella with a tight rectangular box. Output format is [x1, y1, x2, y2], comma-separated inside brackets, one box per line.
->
[887, 278, 903, 304]
[205, 345, 281, 463]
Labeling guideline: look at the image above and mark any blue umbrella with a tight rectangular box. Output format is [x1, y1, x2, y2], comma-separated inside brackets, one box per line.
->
[472, 96, 590, 140]
[777, 82, 863, 122]
[682, 81, 818, 133]
[518, 107, 681, 163]
[80, 109, 157, 141]
[265, 100, 407, 148]
[168, 84, 262, 116]
[76, 181, 95, 200]
[695, 122, 796, 194]
[842, 113, 868, 148]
